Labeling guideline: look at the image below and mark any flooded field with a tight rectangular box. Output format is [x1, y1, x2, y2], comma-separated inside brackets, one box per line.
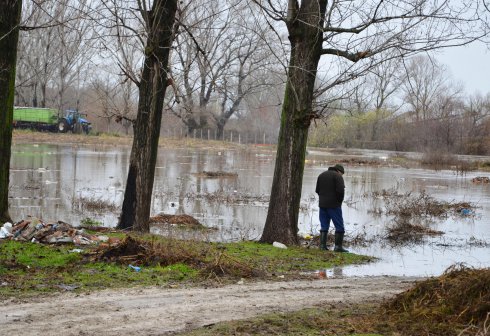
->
[9, 142, 490, 277]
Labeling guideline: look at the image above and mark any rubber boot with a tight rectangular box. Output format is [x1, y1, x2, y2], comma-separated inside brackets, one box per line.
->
[319, 230, 328, 250]
[334, 232, 349, 253]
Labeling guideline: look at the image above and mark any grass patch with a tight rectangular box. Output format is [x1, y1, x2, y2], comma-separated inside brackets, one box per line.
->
[80, 217, 103, 227]
[223, 241, 372, 274]
[0, 234, 372, 299]
[180, 303, 382, 336]
[179, 266, 490, 336]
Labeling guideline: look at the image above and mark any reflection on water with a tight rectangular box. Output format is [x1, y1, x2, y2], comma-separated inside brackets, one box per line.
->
[9, 143, 490, 277]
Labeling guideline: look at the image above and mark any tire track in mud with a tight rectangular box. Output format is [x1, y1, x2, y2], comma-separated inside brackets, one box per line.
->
[0, 276, 421, 336]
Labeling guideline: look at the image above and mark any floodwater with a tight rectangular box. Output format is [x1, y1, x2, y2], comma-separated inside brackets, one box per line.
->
[9, 143, 490, 277]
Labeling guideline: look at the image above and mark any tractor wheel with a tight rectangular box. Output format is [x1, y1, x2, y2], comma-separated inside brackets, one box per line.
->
[57, 119, 68, 133]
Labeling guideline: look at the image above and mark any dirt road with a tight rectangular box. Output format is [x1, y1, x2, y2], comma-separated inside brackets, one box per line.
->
[0, 276, 421, 335]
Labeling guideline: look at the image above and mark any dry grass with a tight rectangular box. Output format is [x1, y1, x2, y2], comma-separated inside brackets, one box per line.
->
[377, 189, 474, 218]
[149, 214, 205, 228]
[379, 265, 490, 336]
[72, 196, 118, 213]
[94, 235, 261, 279]
[196, 171, 238, 178]
[185, 190, 269, 205]
[180, 266, 490, 336]
[385, 218, 444, 245]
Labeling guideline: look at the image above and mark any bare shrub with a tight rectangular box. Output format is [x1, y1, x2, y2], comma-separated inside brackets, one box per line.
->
[72, 196, 118, 213]
[385, 218, 444, 245]
[379, 190, 473, 219]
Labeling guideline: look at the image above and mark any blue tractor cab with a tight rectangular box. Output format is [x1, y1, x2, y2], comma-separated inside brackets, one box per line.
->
[57, 109, 92, 134]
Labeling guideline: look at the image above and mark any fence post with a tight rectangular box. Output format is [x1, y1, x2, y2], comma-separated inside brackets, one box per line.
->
[230, 131, 233, 143]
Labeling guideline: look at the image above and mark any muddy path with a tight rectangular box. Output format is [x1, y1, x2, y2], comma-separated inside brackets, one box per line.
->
[0, 276, 421, 336]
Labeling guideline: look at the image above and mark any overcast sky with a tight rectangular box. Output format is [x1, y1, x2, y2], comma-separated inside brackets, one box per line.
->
[436, 41, 490, 95]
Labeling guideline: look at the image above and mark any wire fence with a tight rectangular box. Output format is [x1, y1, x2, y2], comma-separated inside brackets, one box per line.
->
[161, 128, 278, 145]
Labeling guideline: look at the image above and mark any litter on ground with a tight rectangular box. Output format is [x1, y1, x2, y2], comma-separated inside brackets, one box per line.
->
[0, 217, 107, 245]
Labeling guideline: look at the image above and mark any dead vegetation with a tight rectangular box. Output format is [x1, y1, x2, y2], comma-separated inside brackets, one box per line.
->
[149, 214, 206, 229]
[185, 190, 269, 205]
[94, 235, 261, 279]
[377, 190, 474, 245]
[373, 189, 474, 218]
[420, 151, 474, 174]
[379, 265, 490, 336]
[472, 176, 490, 184]
[337, 157, 382, 166]
[360, 189, 477, 246]
[195, 171, 238, 178]
[385, 218, 444, 245]
[182, 265, 490, 336]
[72, 196, 118, 213]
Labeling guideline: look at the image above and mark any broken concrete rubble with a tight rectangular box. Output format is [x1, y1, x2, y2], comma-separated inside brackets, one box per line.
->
[0, 217, 105, 245]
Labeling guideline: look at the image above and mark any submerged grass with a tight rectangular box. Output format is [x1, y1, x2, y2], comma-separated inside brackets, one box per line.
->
[0, 234, 371, 299]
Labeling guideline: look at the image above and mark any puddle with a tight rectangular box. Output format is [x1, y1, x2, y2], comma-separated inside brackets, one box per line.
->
[9, 143, 490, 277]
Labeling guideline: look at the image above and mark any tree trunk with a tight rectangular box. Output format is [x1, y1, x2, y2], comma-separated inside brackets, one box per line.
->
[260, 0, 326, 245]
[216, 121, 225, 140]
[0, 0, 22, 224]
[118, 0, 178, 231]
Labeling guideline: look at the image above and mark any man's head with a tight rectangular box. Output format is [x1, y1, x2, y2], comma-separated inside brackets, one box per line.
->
[333, 164, 344, 175]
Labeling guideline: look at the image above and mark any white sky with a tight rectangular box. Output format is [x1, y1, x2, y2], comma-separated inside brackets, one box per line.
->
[436, 41, 490, 95]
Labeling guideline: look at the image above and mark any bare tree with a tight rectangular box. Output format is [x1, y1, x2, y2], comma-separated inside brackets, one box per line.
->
[168, 0, 277, 138]
[117, 0, 178, 232]
[252, 0, 486, 245]
[15, 1, 57, 107]
[91, 78, 118, 133]
[54, 0, 96, 113]
[15, 0, 98, 113]
[369, 60, 404, 142]
[401, 56, 453, 122]
[211, 16, 274, 138]
[0, 0, 22, 224]
[461, 92, 490, 153]
[169, 0, 231, 134]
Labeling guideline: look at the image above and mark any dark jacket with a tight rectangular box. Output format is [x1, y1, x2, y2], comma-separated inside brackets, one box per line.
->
[316, 167, 345, 208]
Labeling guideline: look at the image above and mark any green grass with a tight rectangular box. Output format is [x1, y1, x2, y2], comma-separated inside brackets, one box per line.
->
[0, 236, 372, 299]
[0, 240, 80, 268]
[222, 241, 372, 273]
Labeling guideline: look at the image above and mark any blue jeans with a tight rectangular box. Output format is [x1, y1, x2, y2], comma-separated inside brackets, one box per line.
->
[319, 207, 344, 233]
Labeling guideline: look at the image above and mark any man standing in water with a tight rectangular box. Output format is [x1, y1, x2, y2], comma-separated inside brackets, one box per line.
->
[315, 164, 349, 252]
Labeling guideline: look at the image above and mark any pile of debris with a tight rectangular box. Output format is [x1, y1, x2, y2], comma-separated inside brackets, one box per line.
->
[149, 213, 205, 229]
[0, 217, 107, 245]
[471, 176, 490, 184]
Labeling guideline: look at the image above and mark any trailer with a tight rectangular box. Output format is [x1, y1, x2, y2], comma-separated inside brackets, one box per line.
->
[13, 107, 92, 134]
[13, 107, 59, 132]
